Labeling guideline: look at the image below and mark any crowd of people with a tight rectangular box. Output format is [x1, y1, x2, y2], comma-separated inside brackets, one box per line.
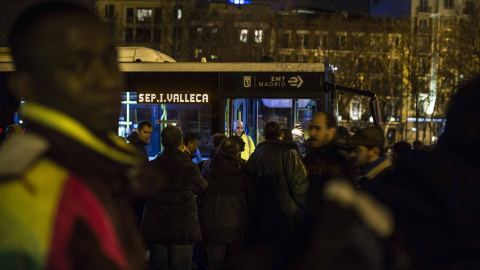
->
[2, 2, 480, 270]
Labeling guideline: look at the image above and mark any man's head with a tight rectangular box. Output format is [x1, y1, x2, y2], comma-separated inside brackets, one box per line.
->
[9, 2, 123, 136]
[347, 126, 385, 169]
[137, 121, 153, 143]
[264, 121, 282, 140]
[183, 133, 198, 154]
[234, 120, 244, 136]
[308, 112, 337, 148]
[161, 125, 182, 149]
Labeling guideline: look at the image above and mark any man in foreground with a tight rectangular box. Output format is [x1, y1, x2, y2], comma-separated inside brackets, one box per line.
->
[0, 2, 156, 269]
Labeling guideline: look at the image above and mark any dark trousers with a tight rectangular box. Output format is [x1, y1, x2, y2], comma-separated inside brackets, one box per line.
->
[204, 242, 243, 270]
[149, 243, 194, 270]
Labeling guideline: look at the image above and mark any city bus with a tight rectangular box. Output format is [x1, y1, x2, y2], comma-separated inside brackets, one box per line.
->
[118, 61, 382, 157]
[0, 48, 382, 158]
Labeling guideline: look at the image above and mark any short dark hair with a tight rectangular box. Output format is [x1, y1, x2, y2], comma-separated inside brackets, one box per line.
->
[161, 126, 182, 148]
[137, 120, 152, 131]
[9, 2, 95, 72]
[211, 133, 227, 149]
[184, 133, 198, 145]
[264, 121, 282, 140]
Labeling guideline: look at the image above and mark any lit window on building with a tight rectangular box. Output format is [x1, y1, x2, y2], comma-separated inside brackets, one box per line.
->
[240, 29, 248, 43]
[255, 30, 263, 43]
[350, 100, 361, 120]
[137, 8, 152, 23]
[177, 8, 182, 20]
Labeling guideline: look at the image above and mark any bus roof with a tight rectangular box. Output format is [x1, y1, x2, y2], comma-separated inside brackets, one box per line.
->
[0, 62, 328, 73]
[118, 62, 327, 72]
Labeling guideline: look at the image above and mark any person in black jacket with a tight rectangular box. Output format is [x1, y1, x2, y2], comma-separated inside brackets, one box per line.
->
[127, 120, 153, 227]
[127, 120, 153, 162]
[199, 138, 255, 270]
[245, 121, 309, 243]
[143, 125, 208, 270]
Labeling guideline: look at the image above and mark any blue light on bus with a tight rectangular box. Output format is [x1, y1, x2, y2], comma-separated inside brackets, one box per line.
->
[229, 0, 251, 4]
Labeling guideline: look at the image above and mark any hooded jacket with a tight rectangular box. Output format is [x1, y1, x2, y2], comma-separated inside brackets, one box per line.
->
[246, 139, 309, 238]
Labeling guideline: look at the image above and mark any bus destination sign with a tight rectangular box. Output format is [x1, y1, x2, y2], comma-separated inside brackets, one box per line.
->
[138, 92, 209, 104]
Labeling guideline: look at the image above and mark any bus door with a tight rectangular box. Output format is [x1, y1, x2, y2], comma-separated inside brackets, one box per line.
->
[225, 98, 321, 147]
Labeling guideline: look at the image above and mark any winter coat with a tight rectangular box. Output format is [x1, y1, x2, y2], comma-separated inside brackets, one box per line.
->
[143, 148, 208, 245]
[245, 139, 309, 238]
[0, 103, 153, 269]
[127, 131, 149, 162]
[200, 154, 255, 243]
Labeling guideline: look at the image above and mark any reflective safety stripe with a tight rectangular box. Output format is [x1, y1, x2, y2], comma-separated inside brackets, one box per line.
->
[21, 103, 138, 165]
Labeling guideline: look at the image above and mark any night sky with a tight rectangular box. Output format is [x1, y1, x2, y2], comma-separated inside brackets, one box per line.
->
[308, 0, 411, 17]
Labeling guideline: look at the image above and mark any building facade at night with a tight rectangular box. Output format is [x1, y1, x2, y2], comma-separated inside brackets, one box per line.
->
[1, 0, 475, 145]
